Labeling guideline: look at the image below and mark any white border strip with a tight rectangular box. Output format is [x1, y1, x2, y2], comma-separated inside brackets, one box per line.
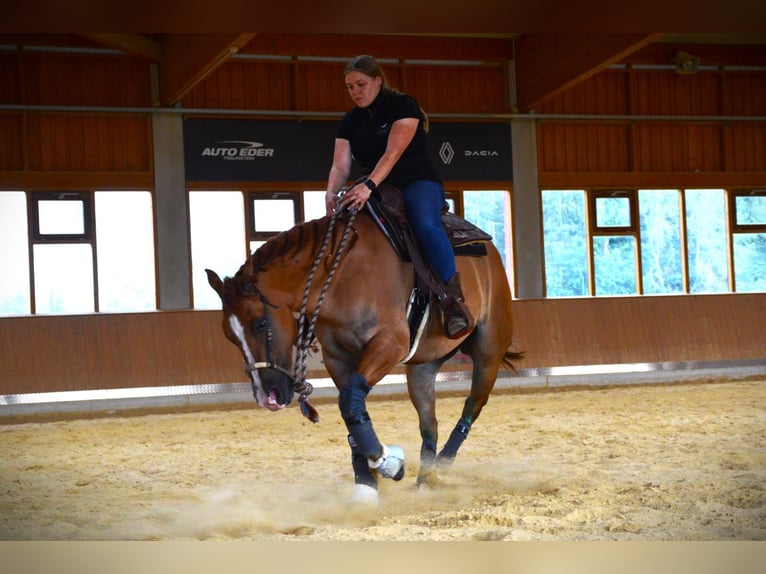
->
[1, 360, 764, 414]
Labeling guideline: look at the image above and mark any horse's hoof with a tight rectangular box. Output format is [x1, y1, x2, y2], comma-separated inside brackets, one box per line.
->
[416, 472, 441, 490]
[349, 484, 379, 507]
[436, 454, 456, 471]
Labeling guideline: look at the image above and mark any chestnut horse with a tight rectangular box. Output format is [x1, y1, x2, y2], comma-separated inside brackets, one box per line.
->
[206, 204, 521, 502]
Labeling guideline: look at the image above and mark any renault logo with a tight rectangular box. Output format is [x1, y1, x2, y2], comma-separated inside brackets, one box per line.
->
[439, 142, 455, 165]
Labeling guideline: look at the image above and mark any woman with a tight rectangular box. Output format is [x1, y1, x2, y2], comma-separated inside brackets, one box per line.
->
[325, 55, 477, 496]
[325, 54, 474, 340]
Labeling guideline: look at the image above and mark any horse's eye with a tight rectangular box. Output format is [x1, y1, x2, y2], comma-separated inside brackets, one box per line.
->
[251, 319, 268, 334]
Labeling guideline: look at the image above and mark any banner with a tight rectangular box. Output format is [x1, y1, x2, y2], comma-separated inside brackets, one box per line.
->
[183, 118, 512, 183]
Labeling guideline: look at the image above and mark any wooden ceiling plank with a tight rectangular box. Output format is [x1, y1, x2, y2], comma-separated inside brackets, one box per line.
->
[158, 33, 257, 106]
[515, 33, 662, 112]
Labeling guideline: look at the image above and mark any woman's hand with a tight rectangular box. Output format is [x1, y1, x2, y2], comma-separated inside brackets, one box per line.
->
[325, 191, 339, 216]
[341, 181, 373, 211]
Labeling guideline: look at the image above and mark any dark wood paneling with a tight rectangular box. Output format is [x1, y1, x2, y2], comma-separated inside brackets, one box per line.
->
[632, 123, 723, 172]
[0, 53, 20, 104]
[186, 60, 296, 111]
[536, 70, 629, 115]
[294, 61, 347, 112]
[538, 67, 766, 181]
[0, 113, 23, 171]
[22, 52, 151, 107]
[538, 122, 631, 172]
[723, 72, 766, 116]
[725, 124, 766, 172]
[186, 59, 508, 115]
[240, 34, 515, 62]
[404, 64, 508, 114]
[632, 71, 721, 116]
[24, 114, 152, 172]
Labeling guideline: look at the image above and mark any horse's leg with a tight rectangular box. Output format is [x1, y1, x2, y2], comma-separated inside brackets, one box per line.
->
[406, 358, 449, 487]
[326, 334, 408, 491]
[347, 434, 380, 504]
[436, 349, 502, 469]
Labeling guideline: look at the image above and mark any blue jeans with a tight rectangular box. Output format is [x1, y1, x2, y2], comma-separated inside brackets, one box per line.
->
[400, 179, 456, 284]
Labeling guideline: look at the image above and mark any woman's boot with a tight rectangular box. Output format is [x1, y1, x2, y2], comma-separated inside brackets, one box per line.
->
[439, 273, 475, 339]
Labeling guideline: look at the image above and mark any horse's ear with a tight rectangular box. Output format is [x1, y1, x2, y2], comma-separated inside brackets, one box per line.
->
[205, 269, 224, 299]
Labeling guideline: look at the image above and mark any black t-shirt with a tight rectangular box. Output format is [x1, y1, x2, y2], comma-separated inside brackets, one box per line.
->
[335, 88, 441, 188]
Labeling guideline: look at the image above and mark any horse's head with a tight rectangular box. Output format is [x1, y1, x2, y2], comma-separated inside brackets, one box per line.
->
[206, 267, 299, 413]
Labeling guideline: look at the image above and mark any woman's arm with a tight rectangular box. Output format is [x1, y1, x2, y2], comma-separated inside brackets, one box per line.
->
[341, 117, 418, 211]
[325, 138, 352, 215]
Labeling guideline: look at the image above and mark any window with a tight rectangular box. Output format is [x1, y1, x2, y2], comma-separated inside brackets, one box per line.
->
[542, 189, 588, 297]
[542, 187, 764, 297]
[638, 189, 683, 295]
[189, 191, 247, 310]
[247, 192, 300, 253]
[462, 190, 513, 285]
[95, 192, 156, 312]
[731, 190, 766, 292]
[0, 192, 31, 315]
[590, 191, 638, 296]
[0, 190, 156, 316]
[686, 189, 729, 293]
[30, 192, 95, 314]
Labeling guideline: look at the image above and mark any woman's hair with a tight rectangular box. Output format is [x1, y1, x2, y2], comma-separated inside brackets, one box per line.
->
[343, 54, 429, 132]
[344, 54, 390, 89]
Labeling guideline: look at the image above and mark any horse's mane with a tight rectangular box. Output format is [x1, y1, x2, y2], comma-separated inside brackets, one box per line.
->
[236, 216, 332, 278]
[220, 216, 344, 306]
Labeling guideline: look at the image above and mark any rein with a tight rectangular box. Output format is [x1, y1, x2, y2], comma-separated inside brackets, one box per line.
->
[292, 186, 359, 422]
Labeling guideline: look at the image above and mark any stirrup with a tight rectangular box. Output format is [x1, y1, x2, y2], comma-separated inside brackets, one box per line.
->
[369, 444, 405, 481]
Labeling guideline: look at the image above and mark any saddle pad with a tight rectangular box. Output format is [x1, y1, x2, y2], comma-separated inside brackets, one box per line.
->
[441, 211, 493, 246]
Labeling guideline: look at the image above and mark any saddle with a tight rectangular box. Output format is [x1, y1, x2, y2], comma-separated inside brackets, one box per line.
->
[364, 183, 492, 358]
[365, 183, 492, 262]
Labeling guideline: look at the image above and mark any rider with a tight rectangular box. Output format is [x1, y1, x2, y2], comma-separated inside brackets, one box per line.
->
[324, 54, 475, 340]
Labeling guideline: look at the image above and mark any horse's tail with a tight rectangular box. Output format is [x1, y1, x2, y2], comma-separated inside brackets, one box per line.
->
[501, 347, 525, 372]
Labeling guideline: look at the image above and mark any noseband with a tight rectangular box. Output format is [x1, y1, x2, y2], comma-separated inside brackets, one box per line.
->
[244, 289, 318, 422]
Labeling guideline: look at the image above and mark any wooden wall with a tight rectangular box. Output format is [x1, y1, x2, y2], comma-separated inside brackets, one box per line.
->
[1, 294, 764, 396]
[184, 58, 510, 115]
[537, 64, 766, 187]
[0, 50, 153, 189]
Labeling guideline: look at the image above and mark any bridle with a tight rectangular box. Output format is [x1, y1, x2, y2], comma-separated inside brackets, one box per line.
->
[241, 288, 317, 422]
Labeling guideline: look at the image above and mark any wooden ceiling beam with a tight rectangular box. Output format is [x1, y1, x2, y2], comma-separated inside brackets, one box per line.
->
[514, 33, 661, 112]
[78, 33, 162, 62]
[158, 33, 256, 106]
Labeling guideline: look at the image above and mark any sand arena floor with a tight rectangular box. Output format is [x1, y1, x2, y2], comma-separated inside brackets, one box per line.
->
[1, 378, 764, 541]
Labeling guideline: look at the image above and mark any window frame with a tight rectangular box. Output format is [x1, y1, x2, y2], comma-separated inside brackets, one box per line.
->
[246, 191, 303, 243]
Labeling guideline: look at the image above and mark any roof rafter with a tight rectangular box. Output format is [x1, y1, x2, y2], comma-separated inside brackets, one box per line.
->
[514, 33, 662, 112]
[157, 33, 256, 106]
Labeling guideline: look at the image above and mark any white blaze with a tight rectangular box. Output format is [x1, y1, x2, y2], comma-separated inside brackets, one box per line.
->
[228, 314, 266, 407]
